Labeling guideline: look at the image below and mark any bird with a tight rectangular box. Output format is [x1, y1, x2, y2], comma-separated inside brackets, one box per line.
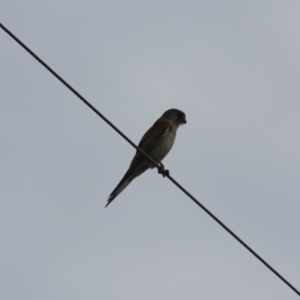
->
[105, 108, 186, 207]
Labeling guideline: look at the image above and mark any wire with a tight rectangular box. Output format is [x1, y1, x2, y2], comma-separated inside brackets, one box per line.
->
[1, 23, 299, 297]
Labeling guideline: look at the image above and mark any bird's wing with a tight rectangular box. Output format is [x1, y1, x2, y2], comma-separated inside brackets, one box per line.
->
[129, 119, 171, 166]
[106, 120, 171, 207]
[139, 119, 171, 153]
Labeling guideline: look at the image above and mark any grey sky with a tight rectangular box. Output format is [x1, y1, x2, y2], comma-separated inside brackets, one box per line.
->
[1, 1, 300, 299]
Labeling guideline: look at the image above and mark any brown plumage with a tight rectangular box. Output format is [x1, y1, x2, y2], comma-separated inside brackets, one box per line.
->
[105, 108, 186, 207]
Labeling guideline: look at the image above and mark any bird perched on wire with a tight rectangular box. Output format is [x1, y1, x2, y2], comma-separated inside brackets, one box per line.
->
[105, 108, 186, 207]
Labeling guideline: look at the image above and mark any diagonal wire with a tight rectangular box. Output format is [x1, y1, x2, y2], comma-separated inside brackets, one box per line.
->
[1, 23, 299, 297]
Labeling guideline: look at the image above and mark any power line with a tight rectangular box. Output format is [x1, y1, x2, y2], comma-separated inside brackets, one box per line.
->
[1, 23, 299, 297]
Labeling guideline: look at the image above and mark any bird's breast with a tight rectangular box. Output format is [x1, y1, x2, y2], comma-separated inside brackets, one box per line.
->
[151, 128, 176, 162]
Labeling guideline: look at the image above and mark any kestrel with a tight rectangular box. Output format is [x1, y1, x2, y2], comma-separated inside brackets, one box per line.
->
[105, 108, 186, 207]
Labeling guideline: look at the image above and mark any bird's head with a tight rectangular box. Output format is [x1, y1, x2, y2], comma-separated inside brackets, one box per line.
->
[163, 109, 187, 126]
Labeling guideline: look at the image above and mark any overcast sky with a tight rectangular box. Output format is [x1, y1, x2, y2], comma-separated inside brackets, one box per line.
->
[1, 1, 300, 299]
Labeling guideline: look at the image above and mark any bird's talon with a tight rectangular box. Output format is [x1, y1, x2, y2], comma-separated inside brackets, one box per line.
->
[158, 163, 169, 177]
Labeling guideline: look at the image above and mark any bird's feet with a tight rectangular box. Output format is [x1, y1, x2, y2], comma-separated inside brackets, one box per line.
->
[158, 163, 169, 177]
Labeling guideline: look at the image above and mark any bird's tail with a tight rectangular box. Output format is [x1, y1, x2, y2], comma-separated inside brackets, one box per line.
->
[105, 157, 150, 208]
[105, 179, 131, 208]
